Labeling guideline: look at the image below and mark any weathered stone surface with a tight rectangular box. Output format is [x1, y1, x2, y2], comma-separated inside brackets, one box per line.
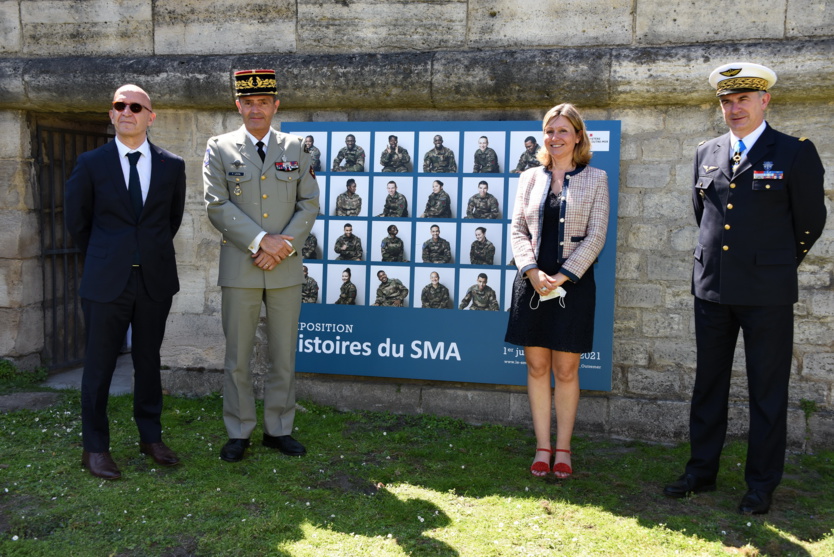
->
[0, 258, 42, 309]
[788, 0, 834, 37]
[0, 392, 62, 413]
[635, 0, 785, 45]
[421, 387, 511, 425]
[433, 49, 611, 109]
[646, 253, 690, 281]
[0, 1, 21, 54]
[626, 223, 670, 249]
[625, 164, 672, 189]
[0, 111, 27, 158]
[20, 0, 153, 56]
[160, 368, 223, 397]
[615, 251, 642, 280]
[803, 352, 834, 381]
[299, 0, 466, 53]
[609, 398, 689, 442]
[155, 1, 296, 55]
[0, 160, 32, 210]
[297, 376, 423, 415]
[0, 210, 40, 259]
[627, 367, 682, 397]
[617, 283, 663, 309]
[575, 395, 609, 435]
[467, 0, 632, 49]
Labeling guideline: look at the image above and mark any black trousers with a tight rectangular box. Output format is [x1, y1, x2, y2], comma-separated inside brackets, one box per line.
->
[81, 268, 172, 453]
[686, 297, 793, 493]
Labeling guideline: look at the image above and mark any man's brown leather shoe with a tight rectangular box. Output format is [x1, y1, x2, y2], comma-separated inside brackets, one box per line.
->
[139, 442, 181, 467]
[81, 451, 122, 480]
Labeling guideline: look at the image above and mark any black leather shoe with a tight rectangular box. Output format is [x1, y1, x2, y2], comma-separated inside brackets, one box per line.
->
[82, 451, 122, 480]
[663, 473, 716, 498]
[738, 488, 772, 515]
[220, 439, 250, 462]
[140, 441, 181, 467]
[262, 434, 306, 456]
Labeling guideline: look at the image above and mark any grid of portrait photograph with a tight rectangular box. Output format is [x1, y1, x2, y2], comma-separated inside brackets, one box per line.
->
[292, 126, 558, 312]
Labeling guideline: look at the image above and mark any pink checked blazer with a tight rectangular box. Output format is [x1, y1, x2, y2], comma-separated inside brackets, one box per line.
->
[510, 165, 609, 282]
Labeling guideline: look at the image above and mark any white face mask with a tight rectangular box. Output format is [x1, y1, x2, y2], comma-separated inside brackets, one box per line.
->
[530, 285, 567, 310]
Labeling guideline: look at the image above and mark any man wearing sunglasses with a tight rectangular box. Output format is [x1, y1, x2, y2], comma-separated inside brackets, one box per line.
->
[65, 85, 187, 480]
[203, 69, 320, 463]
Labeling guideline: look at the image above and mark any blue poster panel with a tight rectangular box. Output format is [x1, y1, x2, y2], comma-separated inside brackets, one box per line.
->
[284, 121, 620, 390]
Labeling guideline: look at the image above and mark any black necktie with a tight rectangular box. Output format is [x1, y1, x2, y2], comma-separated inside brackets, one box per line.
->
[256, 140, 266, 162]
[126, 151, 143, 265]
[126, 151, 143, 220]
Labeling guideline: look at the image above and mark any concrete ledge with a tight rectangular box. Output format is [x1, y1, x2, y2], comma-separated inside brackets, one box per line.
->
[156, 369, 833, 450]
[2, 40, 833, 112]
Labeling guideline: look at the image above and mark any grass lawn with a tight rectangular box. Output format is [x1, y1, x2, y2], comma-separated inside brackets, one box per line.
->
[0, 389, 832, 556]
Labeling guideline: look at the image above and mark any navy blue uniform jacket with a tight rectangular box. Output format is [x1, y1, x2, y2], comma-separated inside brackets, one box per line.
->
[692, 124, 826, 306]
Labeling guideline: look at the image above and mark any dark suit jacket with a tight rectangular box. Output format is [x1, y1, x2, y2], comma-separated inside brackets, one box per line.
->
[692, 124, 826, 306]
[66, 140, 187, 303]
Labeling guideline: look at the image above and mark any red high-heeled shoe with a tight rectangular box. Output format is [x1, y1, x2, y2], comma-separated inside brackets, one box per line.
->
[530, 448, 553, 477]
[552, 449, 572, 478]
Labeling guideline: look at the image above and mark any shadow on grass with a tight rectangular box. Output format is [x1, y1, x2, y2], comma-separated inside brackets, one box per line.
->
[1, 391, 831, 556]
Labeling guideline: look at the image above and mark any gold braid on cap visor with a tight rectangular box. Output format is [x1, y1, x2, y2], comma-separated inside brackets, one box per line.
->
[716, 77, 769, 94]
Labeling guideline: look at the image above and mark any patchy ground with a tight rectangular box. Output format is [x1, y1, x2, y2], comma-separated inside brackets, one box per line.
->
[0, 392, 62, 413]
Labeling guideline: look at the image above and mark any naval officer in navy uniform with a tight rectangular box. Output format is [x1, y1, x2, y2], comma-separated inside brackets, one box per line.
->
[204, 69, 319, 462]
[663, 63, 826, 514]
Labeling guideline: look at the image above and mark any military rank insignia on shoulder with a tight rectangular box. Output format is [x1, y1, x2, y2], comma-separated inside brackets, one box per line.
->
[800, 137, 808, 142]
[698, 140, 707, 146]
[275, 161, 299, 171]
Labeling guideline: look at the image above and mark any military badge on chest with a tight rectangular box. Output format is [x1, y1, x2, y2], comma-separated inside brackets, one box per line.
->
[753, 161, 783, 181]
[275, 161, 299, 171]
[229, 160, 245, 196]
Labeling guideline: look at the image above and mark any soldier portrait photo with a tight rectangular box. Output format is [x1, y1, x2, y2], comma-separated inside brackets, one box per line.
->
[464, 179, 502, 219]
[332, 132, 367, 172]
[465, 131, 504, 174]
[419, 223, 455, 264]
[459, 271, 500, 311]
[510, 132, 543, 173]
[374, 178, 409, 218]
[372, 221, 411, 263]
[469, 226, 496, 266]
[333, 178, 363, 217]
[378, 133, 412, 173]
[301, 265, 320, 304]
[371, 268, 409, 307]
[302, 220, 324, 260]
[420, 270, 453, 310]
[327, 264, 364, 305]
[421, 132, 458, 173]
[331, 221, 365, 261]
[304, 135, 322, 173]
[418, 177, 455, 219]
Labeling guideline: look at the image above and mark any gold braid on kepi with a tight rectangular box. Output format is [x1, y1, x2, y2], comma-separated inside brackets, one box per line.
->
[716, 77, 769, 96]
[234, 69, 278, 98]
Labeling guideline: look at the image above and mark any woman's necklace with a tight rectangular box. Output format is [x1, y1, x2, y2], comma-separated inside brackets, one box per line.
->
[550, 164, 575, 195]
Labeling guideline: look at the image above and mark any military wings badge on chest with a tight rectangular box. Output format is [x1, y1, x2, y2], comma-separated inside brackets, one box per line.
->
[702, 165, 719, 173]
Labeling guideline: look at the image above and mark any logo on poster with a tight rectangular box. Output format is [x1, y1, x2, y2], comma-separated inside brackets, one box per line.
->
[588, 131, 610, 152]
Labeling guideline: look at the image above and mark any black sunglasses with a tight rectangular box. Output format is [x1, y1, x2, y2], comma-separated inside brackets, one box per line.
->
[112, 101, 152, 114]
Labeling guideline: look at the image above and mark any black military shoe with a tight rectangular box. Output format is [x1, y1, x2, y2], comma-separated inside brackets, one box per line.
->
[738, 489, 772, 515]
[220, 438, 250, 462]
[262, 434, 306, 456]
[663, 473, 717, 498]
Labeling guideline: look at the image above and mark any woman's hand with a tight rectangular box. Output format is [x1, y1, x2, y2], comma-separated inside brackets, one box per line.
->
[526, 268, 558, 294]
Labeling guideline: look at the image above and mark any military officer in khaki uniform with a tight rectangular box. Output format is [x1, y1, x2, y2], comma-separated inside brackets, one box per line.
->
[204, 69, 319, 463]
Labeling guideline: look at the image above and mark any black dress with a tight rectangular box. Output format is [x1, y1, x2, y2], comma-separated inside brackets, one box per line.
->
[504, 177, 596, 353]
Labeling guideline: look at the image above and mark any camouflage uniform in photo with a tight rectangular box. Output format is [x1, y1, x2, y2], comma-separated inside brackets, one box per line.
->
[513, 146, 542, 172]
[422, 190, 452, 218]
[301, 276, 319, 303]
[423, 147, 457, 173]
[335, 192, 362, 216]
[381, 236, 406, 262]
[308, 146, 322, 172]
[380, 147, 411, 172]
[473, 147, 499, 173]
[470, 239, 495, 265]
[375, 278, 409, 306]
[465, 193, 500, 219]
[335, 281, 356, 305]
[332, 145, 365, 172]
[302, 233, 318, 259]
[459, 285, 499, 311]
[334, 234, 363, 260]
[379, 192, 408, 217]
[421, 283, 451, 309]
[422, 237, 452, 264]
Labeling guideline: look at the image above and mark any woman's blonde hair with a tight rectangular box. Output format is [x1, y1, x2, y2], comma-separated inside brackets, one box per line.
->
[536, 103, 592, 167]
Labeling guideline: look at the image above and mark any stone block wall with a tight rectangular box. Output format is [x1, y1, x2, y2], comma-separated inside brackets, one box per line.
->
[0, 0, 832, 447]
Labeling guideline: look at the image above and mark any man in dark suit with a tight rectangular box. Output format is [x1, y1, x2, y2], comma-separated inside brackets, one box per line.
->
[66, 84, 187, 479]
[663, 63, 826, 514]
